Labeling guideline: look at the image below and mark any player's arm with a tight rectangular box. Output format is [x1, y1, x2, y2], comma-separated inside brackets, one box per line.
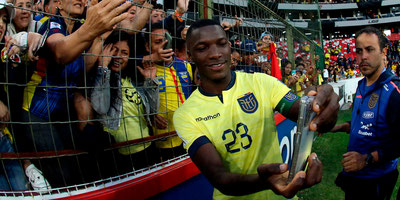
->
[274, 91, 300, 122]
[330, 122, 350, 133]
[377, 89, 400, 163]
[276, 85, 339, 133]
[189, 138, 322, 198]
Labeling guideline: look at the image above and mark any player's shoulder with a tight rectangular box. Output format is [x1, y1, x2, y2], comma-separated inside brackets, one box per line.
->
[235, 71, 271, 81]
[388, 79, 400, 100]
[174, 90, 201, 117]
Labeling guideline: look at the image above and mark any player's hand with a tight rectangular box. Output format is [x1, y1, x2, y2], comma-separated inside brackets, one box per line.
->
[304, 153, 323, 187]
[154, 114, 168, 129]
[307, 84, 339, 133]
[257, 163, 303, 198]
[342, 151, 367, 172]
[257, 153, 322, 198]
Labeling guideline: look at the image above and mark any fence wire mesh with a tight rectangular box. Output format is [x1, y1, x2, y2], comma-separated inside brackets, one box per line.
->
[0, 0, 322, 195]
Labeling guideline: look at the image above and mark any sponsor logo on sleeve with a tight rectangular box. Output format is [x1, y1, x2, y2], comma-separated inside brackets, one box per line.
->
[283, 92, 298, 101]
[50, 22, 62, 30]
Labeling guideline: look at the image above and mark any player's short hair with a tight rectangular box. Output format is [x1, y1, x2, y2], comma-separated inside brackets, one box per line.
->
[355, 26, 389, 52]
[186, 19, 224, 43]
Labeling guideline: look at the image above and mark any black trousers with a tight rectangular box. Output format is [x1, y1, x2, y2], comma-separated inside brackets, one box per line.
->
[335, 170, 398, 200]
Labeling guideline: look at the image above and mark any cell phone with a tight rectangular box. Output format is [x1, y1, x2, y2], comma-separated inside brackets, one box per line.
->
[291, 70, 296, 76]
[164, 32, 173, 50]
[33, 28, 49, 57]
[287, 96, 317, 183]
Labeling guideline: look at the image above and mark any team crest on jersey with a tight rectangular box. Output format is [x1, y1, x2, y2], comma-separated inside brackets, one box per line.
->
[179, 72, 189, 82]
[237, 92, 258, 113]
[368, 93, 379, 109]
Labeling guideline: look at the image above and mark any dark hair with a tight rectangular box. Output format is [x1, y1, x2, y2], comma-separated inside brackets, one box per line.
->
[281, 60, 292, 79]
[43, 0, 50, 6]
[296, 63, 305, 69]
[186, 19, 223, 42]
[104, 30, 143, 83]
[295, 56, 303, 65]
[153, 3, 164, 10]
[145, 23, 170, 45]
[149, 22, 167, 33]
[355, 26, 389, 52]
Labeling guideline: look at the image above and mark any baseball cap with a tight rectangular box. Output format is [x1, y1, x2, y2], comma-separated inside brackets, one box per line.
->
[0, 0, 15, 19]
[259, 31, 273, 41]
[240, 40, 257, 53]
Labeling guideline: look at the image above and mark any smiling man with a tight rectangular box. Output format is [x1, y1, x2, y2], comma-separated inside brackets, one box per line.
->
[331, 26, 400, 200]
[173, 19, 339, 199]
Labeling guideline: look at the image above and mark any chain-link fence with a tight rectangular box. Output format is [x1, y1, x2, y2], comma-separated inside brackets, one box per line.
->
[0, 0, 322, 196]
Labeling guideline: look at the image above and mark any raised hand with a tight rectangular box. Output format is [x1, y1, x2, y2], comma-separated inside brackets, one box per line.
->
[83, 0, 132, 39]
[98, 44, 116, 67]
[137, 59, 157, 79]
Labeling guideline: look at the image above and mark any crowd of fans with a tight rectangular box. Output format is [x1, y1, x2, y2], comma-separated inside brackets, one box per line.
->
[0, 0, 398, 194]
[0, 0, 199, 192]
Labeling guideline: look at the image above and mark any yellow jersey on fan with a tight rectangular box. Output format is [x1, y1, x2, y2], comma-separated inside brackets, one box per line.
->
[154, 57, 193, 148]
[174, 71, 290, 200]
[104, 77, 151, 155]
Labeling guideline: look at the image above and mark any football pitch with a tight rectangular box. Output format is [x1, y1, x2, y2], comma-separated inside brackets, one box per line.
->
[297, 109, 400, 200]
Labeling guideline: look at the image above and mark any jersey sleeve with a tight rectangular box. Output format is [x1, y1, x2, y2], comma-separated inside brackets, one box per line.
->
[47, 20, 67, 37]
[260, 74, 291, 109]
[174, 106, 210, 157]
[186, 61, 194, 83]
[378, 86, 400, 163]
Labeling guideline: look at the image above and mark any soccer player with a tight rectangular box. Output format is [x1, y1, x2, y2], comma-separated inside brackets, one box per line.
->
[173, 19, 339, 199]
[331, 26, 400, 200]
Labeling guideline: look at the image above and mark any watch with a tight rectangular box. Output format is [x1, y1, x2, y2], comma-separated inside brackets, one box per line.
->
[366, 153, 374, 166]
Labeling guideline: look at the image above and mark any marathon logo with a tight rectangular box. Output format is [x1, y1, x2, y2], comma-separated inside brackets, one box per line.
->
[195, 113, 220, 122]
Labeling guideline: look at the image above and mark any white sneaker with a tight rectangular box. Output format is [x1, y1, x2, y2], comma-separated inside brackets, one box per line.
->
[25, 164, 52, 191]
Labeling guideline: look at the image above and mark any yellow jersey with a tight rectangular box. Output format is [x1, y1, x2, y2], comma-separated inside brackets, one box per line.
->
[154, 57, 193, 148]
[104, 77, 151, 155]
[174, 71, 290, 200]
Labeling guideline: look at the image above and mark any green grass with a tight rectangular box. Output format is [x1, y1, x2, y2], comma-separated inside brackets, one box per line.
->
[297, 109, 400, 200]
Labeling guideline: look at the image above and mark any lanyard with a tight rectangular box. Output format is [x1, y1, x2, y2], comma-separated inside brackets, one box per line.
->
[169, 67, 184, 104]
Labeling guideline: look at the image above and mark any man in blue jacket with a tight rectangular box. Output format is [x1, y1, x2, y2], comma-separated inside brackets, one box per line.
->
[331, 26, 400, 200]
